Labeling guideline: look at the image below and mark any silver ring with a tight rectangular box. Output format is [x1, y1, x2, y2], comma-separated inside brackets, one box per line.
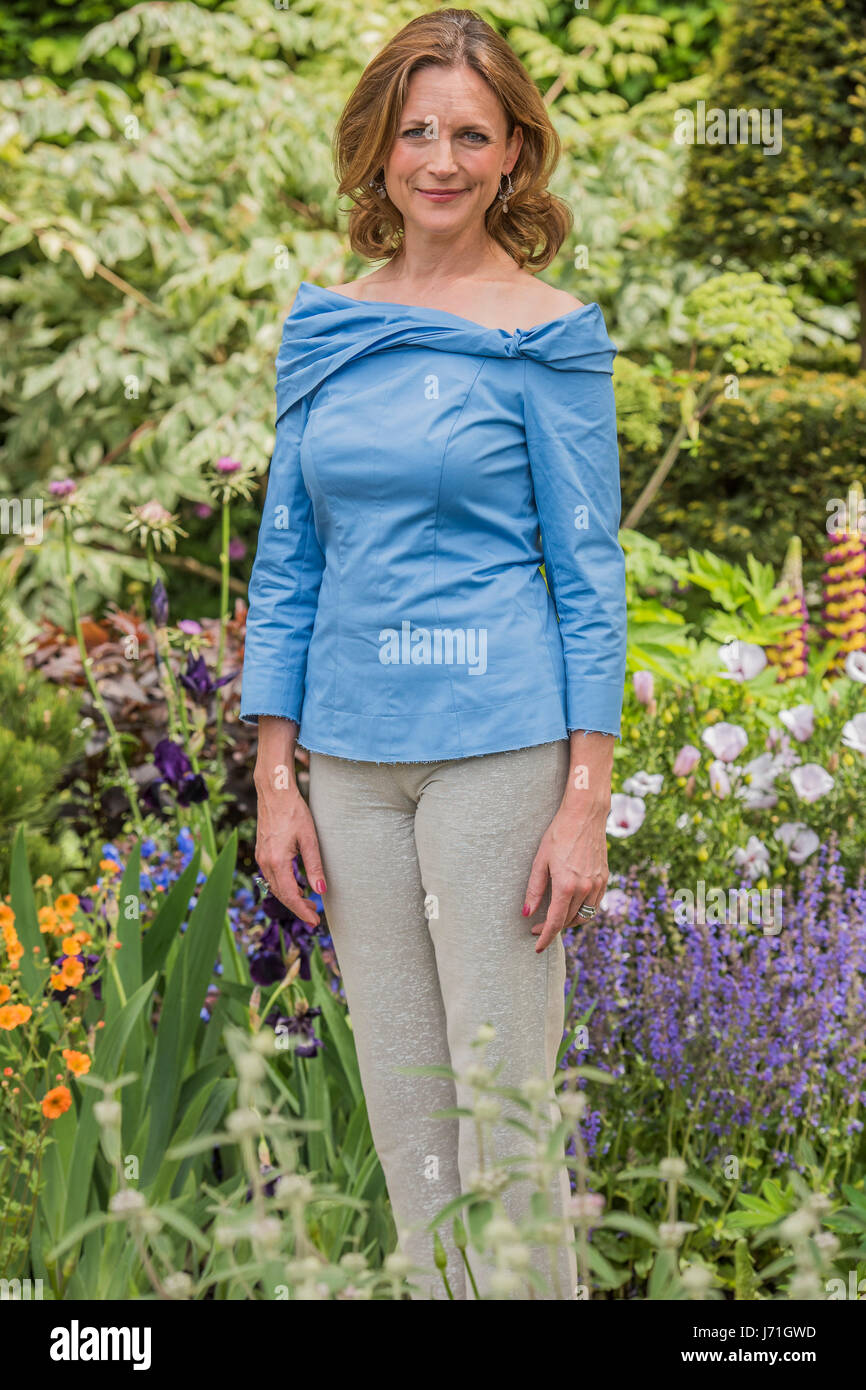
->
[577, 904, 596, 919]
[253, 873, 271, 897]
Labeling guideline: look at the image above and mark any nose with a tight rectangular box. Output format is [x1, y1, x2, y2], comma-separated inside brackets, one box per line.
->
[423, 136, 460, 179]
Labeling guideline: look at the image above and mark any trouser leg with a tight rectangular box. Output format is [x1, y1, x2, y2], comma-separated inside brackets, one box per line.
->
[412, 740, 578, 1300]
[307, 751, 465, 1299]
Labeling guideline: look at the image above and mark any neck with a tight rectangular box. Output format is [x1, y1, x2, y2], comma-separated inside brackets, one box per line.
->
[381, 226, 515, 293]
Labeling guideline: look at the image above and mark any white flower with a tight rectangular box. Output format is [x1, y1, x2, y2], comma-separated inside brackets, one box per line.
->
[606, 793, 646, 837]
[790, 763, 835, 802]
[737, 784, 778, 810]
[621, 770, 664, 797]
[841, 712, 866, 756]
[779, 704, 815, 741]
[673, 744, 701, 776]
[733, 835, 771, 879]
[844, 649, 866, 683]
[765, 727, 802, 769]
[774, 822, 820, 864]
[701, 722, 748, 762]
[718, 640, 767, 681]
[708, 759, 731, 797]
[735, 752, 779, 809]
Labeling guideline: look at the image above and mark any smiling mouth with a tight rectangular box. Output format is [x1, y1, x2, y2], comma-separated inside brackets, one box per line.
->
[415, 188, 467, 197]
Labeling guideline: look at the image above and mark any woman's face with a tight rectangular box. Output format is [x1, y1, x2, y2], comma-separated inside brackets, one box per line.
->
[382, 63, 523, 239]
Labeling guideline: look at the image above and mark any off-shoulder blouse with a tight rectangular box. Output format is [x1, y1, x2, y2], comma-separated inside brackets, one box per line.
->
[239, 280, 627, 762]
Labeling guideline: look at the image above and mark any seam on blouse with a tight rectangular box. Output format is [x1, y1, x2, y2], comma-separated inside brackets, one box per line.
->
[522, 354, 571, 699]
[431, 355, 488, 761]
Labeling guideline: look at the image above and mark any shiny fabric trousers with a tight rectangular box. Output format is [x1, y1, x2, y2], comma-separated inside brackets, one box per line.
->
[308, 740, 579, 1300]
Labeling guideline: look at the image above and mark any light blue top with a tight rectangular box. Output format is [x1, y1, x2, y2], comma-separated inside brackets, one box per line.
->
[239, 280, 627, 761]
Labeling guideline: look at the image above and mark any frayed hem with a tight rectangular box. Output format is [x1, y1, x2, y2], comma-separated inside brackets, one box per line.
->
[300, 733, 573, 766]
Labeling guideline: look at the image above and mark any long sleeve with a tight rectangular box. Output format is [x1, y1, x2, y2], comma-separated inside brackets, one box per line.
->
[239, 391, 325, 726]
[522, 354, 627, 740]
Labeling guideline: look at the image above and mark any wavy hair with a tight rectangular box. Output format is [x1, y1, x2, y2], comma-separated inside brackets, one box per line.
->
[332, 8, 572, 270]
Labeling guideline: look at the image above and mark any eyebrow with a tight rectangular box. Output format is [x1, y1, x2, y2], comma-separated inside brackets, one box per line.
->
[399, 115, 496, 131]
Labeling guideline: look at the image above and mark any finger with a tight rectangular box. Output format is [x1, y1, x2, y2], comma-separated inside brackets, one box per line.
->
[259, 858, 320, 927]
[564, 880, 607, 929]
[533, 884, 575, 954]
[522, 850, 550, 918]
[297, 828, 327, 899]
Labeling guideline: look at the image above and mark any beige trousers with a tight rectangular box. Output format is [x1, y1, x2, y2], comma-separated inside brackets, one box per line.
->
[308, 739, 578, 1300]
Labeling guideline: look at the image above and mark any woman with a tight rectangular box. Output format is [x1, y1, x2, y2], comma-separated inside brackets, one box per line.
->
[240, 7, 627, 1300]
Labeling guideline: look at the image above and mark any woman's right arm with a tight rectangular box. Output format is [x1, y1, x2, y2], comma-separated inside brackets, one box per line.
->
[240, 360, 327, 923]
[254, 716, 325, 927]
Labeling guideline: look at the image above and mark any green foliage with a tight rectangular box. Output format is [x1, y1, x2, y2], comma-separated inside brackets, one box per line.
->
[683, 271, 796, 375]
[0, 648, 85, 884]
[672, 0, 866, 358]
[0, 0, 749, 635]
[620, 367, 866, 585]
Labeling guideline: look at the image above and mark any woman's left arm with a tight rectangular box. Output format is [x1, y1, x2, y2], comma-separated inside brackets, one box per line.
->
[521, 346, 627, 952]
[523, 729, 615, 953]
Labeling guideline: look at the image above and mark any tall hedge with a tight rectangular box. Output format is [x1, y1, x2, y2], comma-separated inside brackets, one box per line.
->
[672, 0, 866, 367]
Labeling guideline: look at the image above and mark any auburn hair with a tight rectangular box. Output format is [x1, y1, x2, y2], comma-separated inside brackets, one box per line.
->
[332, 8, 572, 270]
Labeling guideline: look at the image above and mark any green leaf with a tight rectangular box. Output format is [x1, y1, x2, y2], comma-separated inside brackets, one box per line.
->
[141, 848, 202, 980]
[140, 833, 237, 1185]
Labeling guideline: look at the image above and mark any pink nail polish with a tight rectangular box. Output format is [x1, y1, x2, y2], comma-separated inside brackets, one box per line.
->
[316, 879, 326, 894]
[522, 903, 530, 917]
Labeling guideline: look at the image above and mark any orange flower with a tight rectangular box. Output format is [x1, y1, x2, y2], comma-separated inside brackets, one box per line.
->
[50, 972, 67, 991]
[0, 984, 9, 1004]
[55, 893, 80, 917]
[42, 1085, 72, 1119]
[99, 860, 121, 875]
[61, 1048, 91, 1077]
[1, 929, 22, 969]
[62, 934, 87, 955]
[34, 874, 53, 890]
[60, 957, 85, 988]
[38, 906, 60, 934]
[0, 1004, 32, 1030]
[3, 1067, 13, 1076]
[0, 904, 15, 931]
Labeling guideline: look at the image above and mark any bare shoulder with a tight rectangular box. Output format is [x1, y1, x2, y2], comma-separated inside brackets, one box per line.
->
[519, 275, 585, 319]
[325, 276, 380, 300]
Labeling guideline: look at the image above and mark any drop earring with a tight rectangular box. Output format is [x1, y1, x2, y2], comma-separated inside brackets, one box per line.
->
[497, 171, 514, 213]
[368, 170, 387, 199]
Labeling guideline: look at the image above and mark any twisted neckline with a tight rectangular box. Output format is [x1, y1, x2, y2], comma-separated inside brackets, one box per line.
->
[297, 280, 602, 339]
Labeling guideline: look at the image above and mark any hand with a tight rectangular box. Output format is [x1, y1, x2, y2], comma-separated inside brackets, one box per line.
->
[523, 799, 609, 954]
[254, 777, 325, 928]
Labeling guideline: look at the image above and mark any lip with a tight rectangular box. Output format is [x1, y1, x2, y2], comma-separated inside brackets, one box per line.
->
[415, 189, 467, 201]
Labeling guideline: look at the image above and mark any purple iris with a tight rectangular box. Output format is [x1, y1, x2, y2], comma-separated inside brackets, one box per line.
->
[176, 773, 208, 806]
[179, 654, 237, 707]
[266, 1006, 324, 1058]
[154, 739, 191, 783]
[151, 578, 169, 628]
[84, 953, 102, 1001]
[147, 738, 208, 808]
[248, 893, 319, 984]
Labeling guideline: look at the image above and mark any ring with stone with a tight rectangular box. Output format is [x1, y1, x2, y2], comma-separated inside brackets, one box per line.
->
[577, 904, 596, 919]
[253, 873, 270, 897]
